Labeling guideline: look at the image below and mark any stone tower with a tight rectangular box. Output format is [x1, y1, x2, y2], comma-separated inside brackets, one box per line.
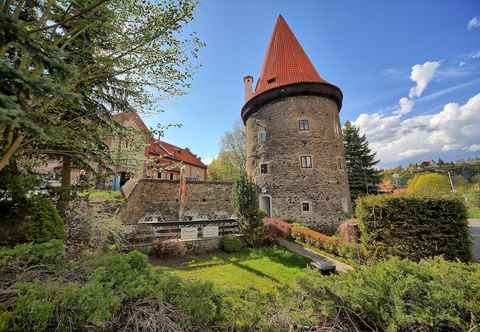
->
[241, 15, 351, 232]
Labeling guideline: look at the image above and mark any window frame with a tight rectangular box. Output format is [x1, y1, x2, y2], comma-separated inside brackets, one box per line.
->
[257, 129, 267, 144]
[260, 163, 268, 174]
[298, 119, 310, 131]
[300, 155, 313, 169]
[301, 201, 312, 213]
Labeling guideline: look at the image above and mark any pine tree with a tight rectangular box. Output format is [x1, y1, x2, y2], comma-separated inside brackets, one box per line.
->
[343, 121, 380, 203]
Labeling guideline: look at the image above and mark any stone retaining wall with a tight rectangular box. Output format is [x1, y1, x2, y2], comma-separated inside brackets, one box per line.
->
[119, 178, 235, 224]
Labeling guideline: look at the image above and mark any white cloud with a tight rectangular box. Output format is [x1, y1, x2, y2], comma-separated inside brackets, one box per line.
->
[408, 61, 441, 98]
[459, 61, 466, 67]
[468, 16, 480, 30]
[354, 93, 480, 164]
[469, 50, 480, 59]
[464, 144, 480, 152]
[394, 97, 415, 115]
[201, 155, 215, 165]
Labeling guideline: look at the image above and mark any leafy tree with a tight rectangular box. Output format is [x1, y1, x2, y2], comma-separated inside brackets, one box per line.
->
[208, 151, 243, 181]
[407, 173, 452, 196]
[1, 0, 203, 210]
[231, 173, 265, 246]
[208, 122, 245, 181]
[342, 121, 380, 203]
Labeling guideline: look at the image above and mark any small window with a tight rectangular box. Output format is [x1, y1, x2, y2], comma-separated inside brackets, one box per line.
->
[300, 156, 312, 168]
[258, 129, 267, 144]
[157, 172, 162, 179]
[267, 77, 276, 84]
[302, 202, 310, 212]
[169, 173, 174, 180]
[260, 163, 268, 174]
[299, 119, 309, 131]
[337, 157, 343, 170]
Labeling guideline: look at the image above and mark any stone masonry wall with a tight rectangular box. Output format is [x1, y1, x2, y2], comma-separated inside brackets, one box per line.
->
[245, 95, 352, 233]
[119, 179, 235, 224]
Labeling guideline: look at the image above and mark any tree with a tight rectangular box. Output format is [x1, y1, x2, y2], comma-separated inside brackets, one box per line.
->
[208, 122, 245, 181]
[231, 173, 265, 246]
[1, 0, 203, 210]
[343, 121, 380, 203]
[407, 173, 452, 196]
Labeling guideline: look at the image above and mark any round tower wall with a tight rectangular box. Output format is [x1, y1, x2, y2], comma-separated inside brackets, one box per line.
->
[245, 95, 351, 233]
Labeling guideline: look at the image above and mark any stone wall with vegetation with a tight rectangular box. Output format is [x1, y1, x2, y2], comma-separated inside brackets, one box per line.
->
[245, 95, 351, 233]
[119, 179, 235, 224]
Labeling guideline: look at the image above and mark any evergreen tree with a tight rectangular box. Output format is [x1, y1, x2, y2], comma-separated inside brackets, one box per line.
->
[343, 121, 380, 203]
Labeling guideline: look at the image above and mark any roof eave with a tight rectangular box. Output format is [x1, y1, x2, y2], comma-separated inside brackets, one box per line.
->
[241, 81, 343, 124]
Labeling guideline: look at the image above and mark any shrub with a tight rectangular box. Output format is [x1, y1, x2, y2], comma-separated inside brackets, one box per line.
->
[408, 172, 451, 196]
[151, 239, 187, 258]
[264, 218, 291, 242]
[291, 225, 356, 259]
[299, 257, 480, 331]
[0, 196, 64, 245]
[221, 235, 244, 253]
[232, 174, 266, 246]
[0, 239, 64, 272]
[357, 193, 472, 262]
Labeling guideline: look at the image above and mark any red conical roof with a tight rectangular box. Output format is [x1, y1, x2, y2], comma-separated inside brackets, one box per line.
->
[253, 15, 329, 98]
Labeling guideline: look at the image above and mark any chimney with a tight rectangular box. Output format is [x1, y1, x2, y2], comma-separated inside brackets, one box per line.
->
[243, 75, 254, 101]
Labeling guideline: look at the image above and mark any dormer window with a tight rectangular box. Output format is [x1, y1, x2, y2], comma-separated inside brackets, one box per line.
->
[258, 129, 267, 144]
[299, 119, 309, 131]
[267, 77, 276, 84]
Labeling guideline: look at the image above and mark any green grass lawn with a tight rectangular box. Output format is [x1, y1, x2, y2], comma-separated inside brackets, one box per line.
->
[158, 247, 312, 292]
[468, 207, 480, 218]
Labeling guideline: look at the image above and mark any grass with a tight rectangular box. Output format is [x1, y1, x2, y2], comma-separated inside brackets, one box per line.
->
[158, 246, 312, 292]
[468, 207, 480, 219]
[80, 190, 124, 200]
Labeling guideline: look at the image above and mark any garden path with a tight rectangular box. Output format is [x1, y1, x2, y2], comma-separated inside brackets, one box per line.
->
[277, 239, 354, 273]
[469, 219, 480, 261]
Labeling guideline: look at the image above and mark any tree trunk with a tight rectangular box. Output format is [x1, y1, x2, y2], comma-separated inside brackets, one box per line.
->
[0, 135, 24, 172]
[59, 155, 72, 216]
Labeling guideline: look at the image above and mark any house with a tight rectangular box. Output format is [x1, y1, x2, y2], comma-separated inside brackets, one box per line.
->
[111, 112, 207, 187]
[146, 140, 207, 181]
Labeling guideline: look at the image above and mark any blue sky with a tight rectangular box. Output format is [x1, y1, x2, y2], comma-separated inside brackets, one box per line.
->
[142, 0, 480, 168]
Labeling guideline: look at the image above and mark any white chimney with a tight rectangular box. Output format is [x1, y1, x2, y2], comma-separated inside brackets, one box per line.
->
[243, 75, 254, 101]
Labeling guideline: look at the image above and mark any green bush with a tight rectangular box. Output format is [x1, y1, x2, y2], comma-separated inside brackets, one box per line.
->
[299, 257, 480, 331]
[221, 235, 244, 253]
[0, 239, 64, 272]
[357, 194, 472, 262]
[0, 196, 64, 245]
[408, 172, 451, 196]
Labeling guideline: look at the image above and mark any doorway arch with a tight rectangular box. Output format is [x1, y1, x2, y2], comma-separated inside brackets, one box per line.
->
[259, 194, 272, 217]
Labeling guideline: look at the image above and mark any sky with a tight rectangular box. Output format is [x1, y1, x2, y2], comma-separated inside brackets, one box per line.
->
[142, 0, 480, 168]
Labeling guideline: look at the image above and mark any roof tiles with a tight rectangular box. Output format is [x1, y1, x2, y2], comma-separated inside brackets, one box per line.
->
[252, 15, 329, 98]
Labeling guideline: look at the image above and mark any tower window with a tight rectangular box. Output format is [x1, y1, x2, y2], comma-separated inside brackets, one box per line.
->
[169, 173, 174, 180]
[300, 155, 312, 168]
[258, 129, 267, 144]
[267, 77, 276, 84]
[260, 163, 268, 174]
[299, 119, 309, 131]
[337, 157, 344, 170]
[302, 202, 311, 212]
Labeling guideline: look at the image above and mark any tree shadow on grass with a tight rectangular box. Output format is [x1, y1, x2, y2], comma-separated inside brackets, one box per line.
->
[175, 251, 282, 283]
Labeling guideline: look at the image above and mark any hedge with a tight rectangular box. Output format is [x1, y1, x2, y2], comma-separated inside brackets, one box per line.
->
[291, 225, 357, 260]
[356, 194, 472, 262]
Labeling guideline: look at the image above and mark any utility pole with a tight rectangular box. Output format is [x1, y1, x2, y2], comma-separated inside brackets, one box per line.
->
[448, 171, 455, 193]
